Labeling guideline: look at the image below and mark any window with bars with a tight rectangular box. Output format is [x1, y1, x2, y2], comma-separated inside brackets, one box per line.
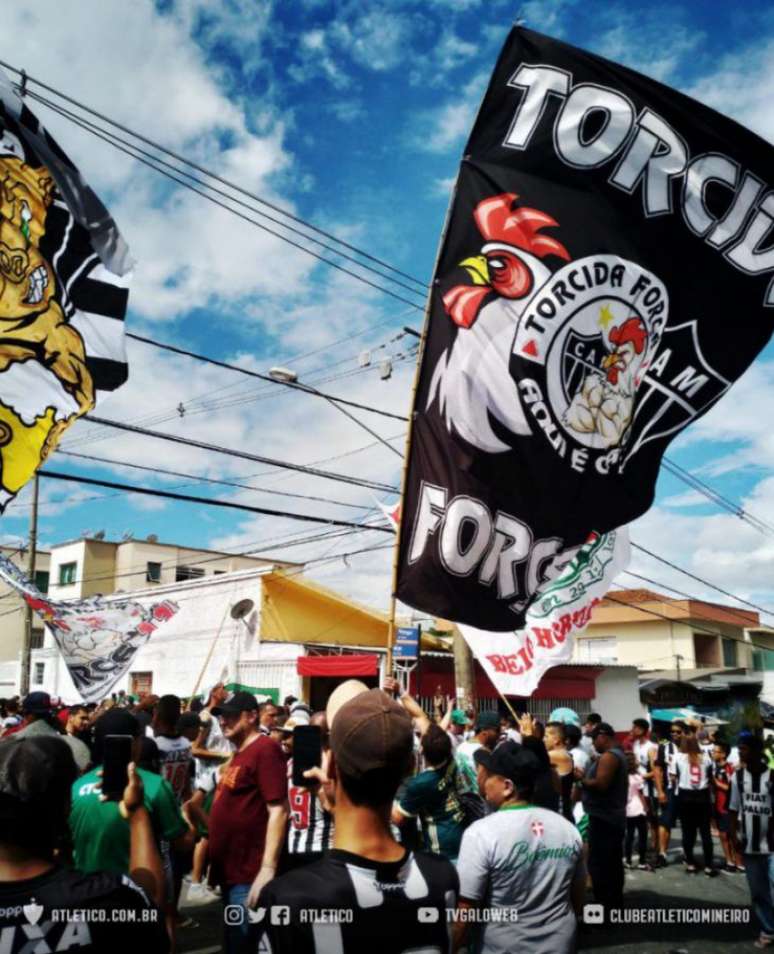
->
[175, 565, 205, 582]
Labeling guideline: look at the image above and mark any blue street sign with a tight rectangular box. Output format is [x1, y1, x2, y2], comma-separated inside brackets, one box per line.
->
[395, 626, 420, 659]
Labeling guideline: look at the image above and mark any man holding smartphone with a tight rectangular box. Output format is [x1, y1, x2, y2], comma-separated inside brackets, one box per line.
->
[282, 711, 335, 873]
[207, 691, 288, 954]
[69, 710, 195, 877]
[255, 681, 458, 953]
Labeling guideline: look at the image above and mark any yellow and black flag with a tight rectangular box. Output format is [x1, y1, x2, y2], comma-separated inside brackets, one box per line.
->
[0, 68, 131, 509]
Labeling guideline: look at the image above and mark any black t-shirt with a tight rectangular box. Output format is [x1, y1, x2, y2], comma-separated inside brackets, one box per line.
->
[255, 847, 458, 954]
[0, 865, 169, 953]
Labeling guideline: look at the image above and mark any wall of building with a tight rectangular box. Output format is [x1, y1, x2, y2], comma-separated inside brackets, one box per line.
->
[579, 618, 753, 672]
[590, 667, 648, 730]
[576, 619, 692, 670]
[113, 541, 278, 592]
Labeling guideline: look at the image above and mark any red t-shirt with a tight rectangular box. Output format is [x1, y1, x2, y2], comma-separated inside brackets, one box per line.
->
[208, 734, 287, 886]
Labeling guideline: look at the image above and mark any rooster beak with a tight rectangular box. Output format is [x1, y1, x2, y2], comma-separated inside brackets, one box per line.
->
[459, 255, 489, 286]
[601, 352, 618, 369]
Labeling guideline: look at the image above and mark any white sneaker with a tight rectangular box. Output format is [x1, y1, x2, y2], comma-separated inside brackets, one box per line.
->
[186, 882, 213, 904]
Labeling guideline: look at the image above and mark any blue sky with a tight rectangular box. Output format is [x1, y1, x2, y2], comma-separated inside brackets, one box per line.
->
[3, 0, 774, 633]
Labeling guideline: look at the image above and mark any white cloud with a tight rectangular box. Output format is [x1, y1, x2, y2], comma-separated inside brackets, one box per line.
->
[326, 99, 365, 123]
[3, 0, 312, 324]
[430, 175, 456, 198]
[408, 70, 489, 153]
[330, 11, 413, 73]
[591, 17, 702, 83]
[687, 38, 774, 144]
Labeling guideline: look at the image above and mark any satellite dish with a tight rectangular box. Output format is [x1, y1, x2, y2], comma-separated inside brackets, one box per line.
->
[230, 599, 255, 621]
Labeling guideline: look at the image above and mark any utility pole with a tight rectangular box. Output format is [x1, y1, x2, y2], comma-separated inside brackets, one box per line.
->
[453, 628, 476, 713]
[19, 474, 39, 696]
[675, 653, 684, 683]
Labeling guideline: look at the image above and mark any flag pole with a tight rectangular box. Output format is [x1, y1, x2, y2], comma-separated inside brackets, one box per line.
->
[386, 182, 462, 676]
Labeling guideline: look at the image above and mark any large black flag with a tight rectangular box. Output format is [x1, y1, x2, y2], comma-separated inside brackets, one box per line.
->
[396, 27, 774, 631]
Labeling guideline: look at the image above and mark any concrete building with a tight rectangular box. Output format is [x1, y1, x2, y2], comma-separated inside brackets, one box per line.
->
[578, 587, 768, 714]
[577, 588, 757, 673]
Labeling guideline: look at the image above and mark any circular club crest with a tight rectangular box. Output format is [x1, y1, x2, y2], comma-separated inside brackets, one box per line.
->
[512, 255, 668, 462]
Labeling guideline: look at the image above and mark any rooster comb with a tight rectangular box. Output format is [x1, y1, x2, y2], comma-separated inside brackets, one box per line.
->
[473, 193, 570, 261]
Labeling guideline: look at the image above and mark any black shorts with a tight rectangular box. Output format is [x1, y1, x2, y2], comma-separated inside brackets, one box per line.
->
[660, 789, 679, 829]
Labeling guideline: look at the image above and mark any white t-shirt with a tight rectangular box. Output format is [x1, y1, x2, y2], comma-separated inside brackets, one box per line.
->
[675, 752, 712, 792]
[570, 746, 590, 775]
[155, 734, 193, 803]
[458, 806, 584, 954]
[729, 746, 741, 767]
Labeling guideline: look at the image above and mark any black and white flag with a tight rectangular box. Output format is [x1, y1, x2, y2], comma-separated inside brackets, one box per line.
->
[397, 27, 774, 631]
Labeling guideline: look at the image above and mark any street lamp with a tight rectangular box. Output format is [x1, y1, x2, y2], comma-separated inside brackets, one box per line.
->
[267, 366, 401, 458]
[268, 367, 298, 384]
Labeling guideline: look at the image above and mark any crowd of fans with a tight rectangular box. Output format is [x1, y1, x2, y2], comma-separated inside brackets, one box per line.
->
[0, 684, 770, 953]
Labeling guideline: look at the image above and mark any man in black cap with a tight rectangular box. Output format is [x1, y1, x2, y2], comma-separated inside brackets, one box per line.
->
[579, 721, 628, 917]
[206, 691, 288, 954]
[454, 741, 584, 954]
[255, 680, 457, 954]
[11, 691, 90, 773]
[0, 735, 169, 951]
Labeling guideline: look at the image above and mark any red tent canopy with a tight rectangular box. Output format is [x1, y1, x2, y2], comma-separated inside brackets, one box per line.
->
[296, 654, 379, 678]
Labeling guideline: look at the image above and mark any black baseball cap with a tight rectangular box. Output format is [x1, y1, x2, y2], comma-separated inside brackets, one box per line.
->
[178, 712, 202, 731]
[22, 691, 52, 715]
[474, 741, 540, 783]
[591, 722, 616, 739]
[476, 711, 501, 731]
[211, 691, 258, 716]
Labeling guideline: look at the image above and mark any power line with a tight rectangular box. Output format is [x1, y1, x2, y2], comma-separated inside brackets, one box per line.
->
[660, 457, 774, 538]
[23, 87, 425, 310]
[125, 333, 409, 422]
[631, 541, 774, 620]
[39, 470, 394, 533]
[79, 416, 399, 494]
[0, 63, 427, 292]
[53, 451, 374, 511]
[19, 89, 427, 299]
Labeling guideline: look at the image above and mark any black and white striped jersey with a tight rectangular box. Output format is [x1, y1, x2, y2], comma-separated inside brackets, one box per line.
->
[256, 848, 458, 954]
[287, 783, 334, 855]
[729, 767, 774, 854]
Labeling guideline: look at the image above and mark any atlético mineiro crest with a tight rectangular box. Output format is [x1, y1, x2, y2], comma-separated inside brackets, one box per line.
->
[531, 820, 544, 838]
[511, 254, 729, 475]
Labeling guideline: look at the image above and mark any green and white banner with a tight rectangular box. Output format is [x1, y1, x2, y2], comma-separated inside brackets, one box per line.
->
[459, 528, 629, 696]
